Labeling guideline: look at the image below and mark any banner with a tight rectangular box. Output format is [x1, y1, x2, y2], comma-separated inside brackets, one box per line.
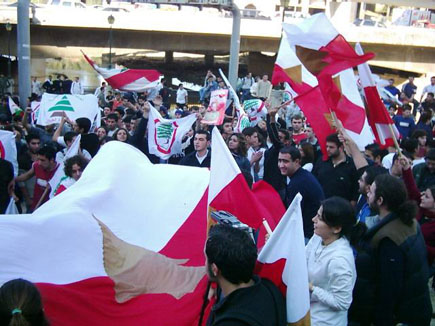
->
[201, 89, 228, 125]
[147, 106, 197, 159]
[38, 94, 101, 127]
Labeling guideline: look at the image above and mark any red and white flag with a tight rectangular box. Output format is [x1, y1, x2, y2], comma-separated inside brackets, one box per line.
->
[82, 51, 161, 92]
[0, 141, 211, 326]
[272, 32, 374, 157]
[257, 193, 310, 326]
[355, 43, 400, 147]
[208, 128, 284, 247]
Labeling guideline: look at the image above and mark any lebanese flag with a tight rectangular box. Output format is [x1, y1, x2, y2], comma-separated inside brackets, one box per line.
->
[355, 43, 400, 147]
[0, 130, 18, 176]
[273, 34, 374, 157]
[82, 51, 161, 92]
[282, 13, 374, 78]
[257, 193, 310, 326]
[0, 141, 211, 326]
[208, 128, 284, 245]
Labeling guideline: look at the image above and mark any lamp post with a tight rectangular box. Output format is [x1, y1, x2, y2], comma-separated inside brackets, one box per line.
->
[5, 21, 12, 78]
[280, 0, 289, 22]
[107, 14, 115, 69]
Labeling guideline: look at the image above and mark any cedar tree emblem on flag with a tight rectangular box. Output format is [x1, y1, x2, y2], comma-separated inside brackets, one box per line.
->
[154, 120, 178, 155]
[48, 95, 75, 118]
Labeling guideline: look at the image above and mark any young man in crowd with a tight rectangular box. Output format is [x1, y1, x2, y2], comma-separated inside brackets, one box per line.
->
[178, 130, 211, 168]
[205, 224, 286, 326]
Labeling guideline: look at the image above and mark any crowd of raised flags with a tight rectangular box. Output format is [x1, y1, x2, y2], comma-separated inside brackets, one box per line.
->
[0, 12, 434, 326]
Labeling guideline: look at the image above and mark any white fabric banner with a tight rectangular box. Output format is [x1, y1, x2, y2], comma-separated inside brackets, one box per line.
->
[147, 106, 197, 159]
[38, 93, 101, 127]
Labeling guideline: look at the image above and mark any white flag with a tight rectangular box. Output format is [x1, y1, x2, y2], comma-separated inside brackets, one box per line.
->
[0, 130, 18, 176]
[147, 106, 197, 159]
[38, 94, 101, 128]
[258, 193, 310, 325]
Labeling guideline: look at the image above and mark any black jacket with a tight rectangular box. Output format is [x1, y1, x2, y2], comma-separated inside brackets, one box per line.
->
[263, 115, 285, 192]
[179, 150, 211, 168]
[207, 276, 287, 326]
[349, 213, 432, 326]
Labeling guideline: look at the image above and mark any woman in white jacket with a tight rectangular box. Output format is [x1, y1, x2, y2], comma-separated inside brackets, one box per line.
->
[306, 196, 360, 326]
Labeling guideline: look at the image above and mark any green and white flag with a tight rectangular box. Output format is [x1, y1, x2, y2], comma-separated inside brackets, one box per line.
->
[147, 106, 197, 160]
[8, 96, 22, 116]
[38, 94, 101, 127]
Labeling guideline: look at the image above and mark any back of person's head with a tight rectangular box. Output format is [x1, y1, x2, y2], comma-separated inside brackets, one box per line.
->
[0, 278, 49, 326]
[279, 146, 301, 161]
[365, 143, 380, 153]
[205, 224, 257, 285]
[37, 146, 56, 161]
[372, 148, 389, 162]
[364, 165, 388, 186]
[400, 138, 418, 156]
[64, 131, 78, 145]
[300, 142, 314, 165]
[75, 118, 91, 133]
[426, 148, 435, 161]
[374, 174, 417, 225]
[278, 128, 290, 140]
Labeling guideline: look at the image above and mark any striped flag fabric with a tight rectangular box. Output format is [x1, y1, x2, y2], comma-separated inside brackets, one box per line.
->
[257, 193, 311, 326]
[0, 141, 211, 326]
[8, 96, 22, 116]
[355, 43, 400, 147]
[82, 51, 161, 92]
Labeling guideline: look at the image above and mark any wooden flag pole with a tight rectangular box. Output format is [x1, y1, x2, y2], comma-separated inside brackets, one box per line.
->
[34, 184, 51, 210]
[388, 123, 402, 155]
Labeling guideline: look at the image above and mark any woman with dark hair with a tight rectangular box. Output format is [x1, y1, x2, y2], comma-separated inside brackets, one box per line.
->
[112, 128, 130, 143]
[0, 278, 49, 326]
[306, 196, 360, 326]
[349, 174, 432, 326]
[226, 133, 250, 172]
[411, 128, 428, 159]
[299, 142, 314, 172]
[96, 126, 107, 141]
[416, 110, 433, 142]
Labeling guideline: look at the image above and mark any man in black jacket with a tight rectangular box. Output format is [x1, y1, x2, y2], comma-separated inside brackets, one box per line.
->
[179, 130, 211, 168]
[205, 224, 286, 326]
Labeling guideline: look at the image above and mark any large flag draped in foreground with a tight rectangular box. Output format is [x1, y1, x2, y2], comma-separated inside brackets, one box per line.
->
[257, 193, 310, 326]
[38, 93, 101, 127]
[147, 106, 197, 159]
[0, 142, 211, 326]
[82, 51, 160, 92]
[355, 43, 400, 147]
[0, 130, 18, 176]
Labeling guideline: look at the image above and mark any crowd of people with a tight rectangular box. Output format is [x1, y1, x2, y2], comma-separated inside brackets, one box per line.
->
[0, 70, 435, 326]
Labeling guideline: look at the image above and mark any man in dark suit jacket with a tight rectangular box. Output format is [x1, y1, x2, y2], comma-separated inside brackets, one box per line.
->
[278, 146, 324, 239]
[179, 130, 211, 168]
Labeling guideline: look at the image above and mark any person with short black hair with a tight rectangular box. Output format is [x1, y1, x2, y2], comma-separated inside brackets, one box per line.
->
[205, 224, 286, 326]
[179, 130, 211, 168]
[350, 174, 432, 326]
[105, 113, 119, 138]
[413, 147, 435, 191]
[0, 278, 49, 326]
[278, 146, 324, 239]
[16, 145, 59, 212]
[313, 133, 359, 204]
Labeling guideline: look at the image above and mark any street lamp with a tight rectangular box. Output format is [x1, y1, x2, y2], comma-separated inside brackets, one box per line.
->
[5, 21, 12, 78]
[280, 0, 289, 22]
[107, 14, 115, 69]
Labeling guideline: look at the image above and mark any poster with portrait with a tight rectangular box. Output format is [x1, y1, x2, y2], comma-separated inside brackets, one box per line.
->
[201, 89, 228, 125]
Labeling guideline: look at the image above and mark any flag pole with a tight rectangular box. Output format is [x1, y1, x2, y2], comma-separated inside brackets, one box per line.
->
[34, 185, 50, 210]
[263, 218, 273, 236]
[388, 123, 402, 155]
